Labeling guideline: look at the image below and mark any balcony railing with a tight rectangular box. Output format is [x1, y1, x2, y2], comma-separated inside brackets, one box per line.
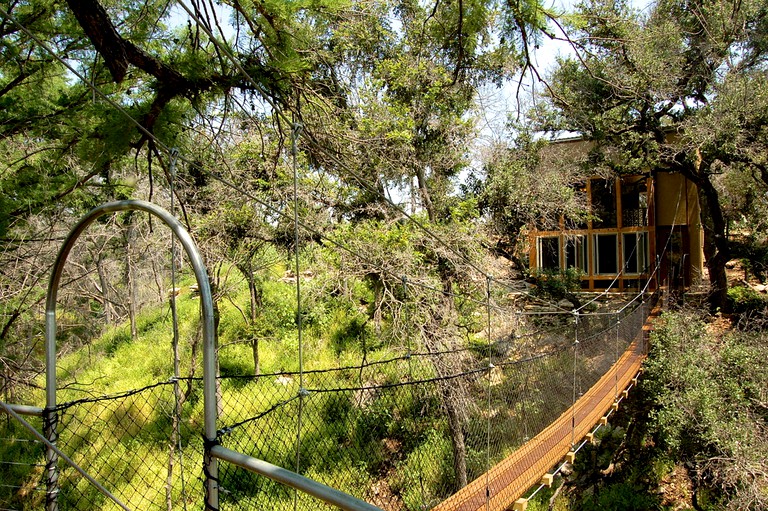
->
[622, 208, 648, 227]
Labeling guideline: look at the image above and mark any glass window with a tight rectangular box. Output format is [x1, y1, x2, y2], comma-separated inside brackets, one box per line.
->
[623, 232, 649, 274]
[564, 235, 587, 273]
[621, 177, 648, 227]
[590, 179, 617, 228]
[593, 279, 617, 290]
[594, 234, 618, 274]
[537, 237, 560, 270]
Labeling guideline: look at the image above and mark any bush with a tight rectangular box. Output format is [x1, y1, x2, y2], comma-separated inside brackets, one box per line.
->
[390, 429, 453, 509]
[578, 482, 658, 510]
[528, 267, 585, 308]
[643, 310, 768, 510]
[727, 285, 767, 314]
[329, 308, 374, 355]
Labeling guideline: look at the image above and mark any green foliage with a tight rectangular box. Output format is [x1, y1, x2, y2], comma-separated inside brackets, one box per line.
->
[528, 267, 585, 306]
[355, 401, 393, 446]
[253, 279, 299, 336]
[643, 310, 768, 509]
[0, 417, 46, 510]
[730, 236, 768, 283]
[525, 483, 570, 511]
[480, 135, 590, 260]
[727, 286, 768, 314]
[391, 429, 454, 510]
[329, 308, 374, 355]
[578, 481, 658, 511]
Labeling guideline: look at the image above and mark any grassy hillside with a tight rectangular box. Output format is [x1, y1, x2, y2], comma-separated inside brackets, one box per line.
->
[1, 259, 496, 510]
[1, 256, 655, 510]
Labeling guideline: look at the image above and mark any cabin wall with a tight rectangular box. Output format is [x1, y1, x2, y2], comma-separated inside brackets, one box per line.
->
[654, 171, 704, 286]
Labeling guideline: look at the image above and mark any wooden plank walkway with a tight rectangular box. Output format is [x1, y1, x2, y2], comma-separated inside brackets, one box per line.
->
[433, 306, 661, 511]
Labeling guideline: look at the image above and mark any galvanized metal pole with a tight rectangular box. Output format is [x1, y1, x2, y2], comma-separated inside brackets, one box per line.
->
[43, 405, 58, 511]
[210, 445, 384, 511]
[44, 200, 218, 510]
[1, 400, 132, 511]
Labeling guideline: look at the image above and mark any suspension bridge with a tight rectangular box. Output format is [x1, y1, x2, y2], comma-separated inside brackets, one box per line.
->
[0, 2, 680, 509]
[434, 303, 661, 511]
[0, 200, 667, 511]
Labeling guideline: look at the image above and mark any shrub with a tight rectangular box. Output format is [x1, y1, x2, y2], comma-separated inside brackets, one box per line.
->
[643, 310, 768, 510]
[578, 482, 658, 510]
[329, 308, 374, 355]
[727, 285, 767, 314]
[528, 267, 585, 309]
[391, 429, 453, 509]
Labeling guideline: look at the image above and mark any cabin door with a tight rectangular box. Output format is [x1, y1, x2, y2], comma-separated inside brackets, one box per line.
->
[656, 226, 690, 291]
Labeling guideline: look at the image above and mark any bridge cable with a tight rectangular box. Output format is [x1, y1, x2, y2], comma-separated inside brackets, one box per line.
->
[571, 312, 579, 448]
[484, 276, 493, 510]
[291, 119, 306, 511]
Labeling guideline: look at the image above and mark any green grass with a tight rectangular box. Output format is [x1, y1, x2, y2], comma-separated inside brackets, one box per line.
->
[15, 265, 470, 510]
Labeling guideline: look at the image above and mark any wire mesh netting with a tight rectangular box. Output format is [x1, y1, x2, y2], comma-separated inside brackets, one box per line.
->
[212, 301, 650, 510]
[53, 379, 206, 510]
[0, 299, 651, 511]
[0, 411, 47, 510]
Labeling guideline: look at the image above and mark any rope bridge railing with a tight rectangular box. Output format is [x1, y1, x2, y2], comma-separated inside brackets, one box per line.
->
[213, 300, 650, 510]
[1, 299, 651, 511]
[0, 402, 47, 510]
[0, 192, 662, 511]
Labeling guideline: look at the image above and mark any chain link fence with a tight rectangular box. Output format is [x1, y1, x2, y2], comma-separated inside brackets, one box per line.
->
[0, 407, 47, 510]
[1, 300, 649, 511]
[53, 379, 205, 510]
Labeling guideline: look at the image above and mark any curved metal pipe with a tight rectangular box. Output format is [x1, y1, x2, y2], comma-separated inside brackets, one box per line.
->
[44, 200, 218, 508]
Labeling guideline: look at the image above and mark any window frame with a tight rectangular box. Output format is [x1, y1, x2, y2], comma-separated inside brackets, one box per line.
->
[564, 235, 587, 273]
[593, 233, 619, 275]
[536, 236, 561, 270]
[622, 231, 649, 275]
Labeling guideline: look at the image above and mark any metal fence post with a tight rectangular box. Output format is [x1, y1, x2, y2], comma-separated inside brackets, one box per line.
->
[45, 200, 218, 511]
[43, 406, 59, 511]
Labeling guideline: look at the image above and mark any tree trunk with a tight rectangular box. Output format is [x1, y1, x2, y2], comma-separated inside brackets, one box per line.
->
[237, 259, 265, 377]
[373, 275, 383, 335]
[248, 277, 261, 376]
[416, 166, 436, 222]
[125, 223, 138, 340]
[423, 264, 468, 490]
[96, 251, 113, 324]
[697, 179, 731, 312]
[443, 382, 468, 489]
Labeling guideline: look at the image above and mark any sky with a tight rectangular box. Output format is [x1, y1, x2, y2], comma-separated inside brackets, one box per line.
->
[475, 0, 654, 145]
[475, 0, 583, 145]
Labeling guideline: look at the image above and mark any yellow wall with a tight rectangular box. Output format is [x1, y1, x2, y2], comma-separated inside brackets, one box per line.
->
[654, 171, 705, 283]
[654, 172, 688, 226]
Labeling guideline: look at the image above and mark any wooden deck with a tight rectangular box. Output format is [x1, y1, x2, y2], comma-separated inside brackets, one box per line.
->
[432, 306, 661, 511]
